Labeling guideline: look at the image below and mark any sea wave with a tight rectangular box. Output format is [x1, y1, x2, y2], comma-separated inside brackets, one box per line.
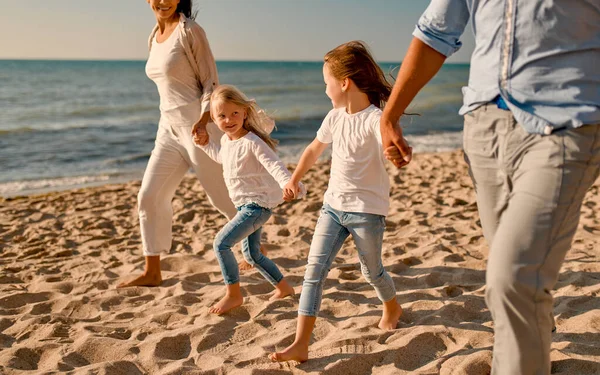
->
[0, 173, 142, 197]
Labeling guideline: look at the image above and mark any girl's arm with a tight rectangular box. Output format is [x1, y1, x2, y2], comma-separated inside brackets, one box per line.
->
[283, 138, 328, 199]
[289, 138, 328, 185]
[252, 140, 294, 188]
[198, 137, 222, 164]
[251, 140, 306, 201]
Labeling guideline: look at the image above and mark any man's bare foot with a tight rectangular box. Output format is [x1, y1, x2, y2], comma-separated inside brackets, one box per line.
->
[239, 245, 268, 272]
[269, 342, 309, 362]
[378, 299, 403, 330]
[270, 279, 295, 301]
[117, 272, 162, 288]
[209, 294, 243, 315]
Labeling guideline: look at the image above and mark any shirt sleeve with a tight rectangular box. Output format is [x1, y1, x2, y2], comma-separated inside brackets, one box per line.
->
[251, 138, 293, 188]
[373, 112, 384, 146]
[412, 0, 470, 57]
[198, 136, 222, 164]
[187, 22, 219, 115]
[316, 110, 334, 144]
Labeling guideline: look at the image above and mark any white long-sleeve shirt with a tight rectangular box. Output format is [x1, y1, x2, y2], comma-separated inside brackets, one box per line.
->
[200, 132, 304, 209]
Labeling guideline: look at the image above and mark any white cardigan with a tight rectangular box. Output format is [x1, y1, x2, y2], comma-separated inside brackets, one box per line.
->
[200, 132, 304, 209]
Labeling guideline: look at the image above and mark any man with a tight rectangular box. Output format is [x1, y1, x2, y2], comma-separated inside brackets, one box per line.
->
[381, 1, 600, 374]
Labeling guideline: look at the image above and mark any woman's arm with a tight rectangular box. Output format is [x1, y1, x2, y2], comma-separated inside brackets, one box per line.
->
[188, 23, 219, 115]
[187, 22, 219, 136]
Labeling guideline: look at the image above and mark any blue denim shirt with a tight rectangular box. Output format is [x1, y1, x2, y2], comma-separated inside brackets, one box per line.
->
[413, 0, 600, 135]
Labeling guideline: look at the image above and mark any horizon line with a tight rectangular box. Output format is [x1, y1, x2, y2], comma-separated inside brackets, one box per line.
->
[0, 57, 471, 65]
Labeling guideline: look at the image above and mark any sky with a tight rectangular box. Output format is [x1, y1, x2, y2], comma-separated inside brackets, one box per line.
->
[1, 0, 475, 62]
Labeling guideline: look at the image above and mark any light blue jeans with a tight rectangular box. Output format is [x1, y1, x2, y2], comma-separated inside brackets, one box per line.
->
[298, 204, 397, 316]
[213, 203, 283, 286]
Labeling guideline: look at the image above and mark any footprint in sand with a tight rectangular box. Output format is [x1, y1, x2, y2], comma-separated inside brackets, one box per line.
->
[442, 285, 464, 298]
[402, 256, 423, 266]
[153, 334, 192, 360]
[391, 331, 448, 371]
[5, 348, 41, 371]
[0, 292, 53, 310]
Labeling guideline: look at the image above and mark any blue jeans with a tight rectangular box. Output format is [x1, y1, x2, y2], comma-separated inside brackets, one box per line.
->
[213, 203, 283, 285]
[298, 204, 397, 316]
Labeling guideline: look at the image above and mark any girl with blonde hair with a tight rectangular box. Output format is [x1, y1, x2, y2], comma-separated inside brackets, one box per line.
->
[194, 85, 305, 314]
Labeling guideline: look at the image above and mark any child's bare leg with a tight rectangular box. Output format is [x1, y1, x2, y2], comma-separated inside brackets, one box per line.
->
[239, 245, 267, 271]
[209, 282, 244, 315]
[269, 315, 316, 362]
[270, 278, 295, 300]
[378, 297, 402, 330]
[117, 255, 162, 288]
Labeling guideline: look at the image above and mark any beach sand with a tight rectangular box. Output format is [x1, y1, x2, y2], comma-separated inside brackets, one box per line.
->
[1, 150, 599, 374]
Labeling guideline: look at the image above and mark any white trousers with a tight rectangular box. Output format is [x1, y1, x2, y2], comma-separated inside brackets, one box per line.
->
[138, 123, 236, 256]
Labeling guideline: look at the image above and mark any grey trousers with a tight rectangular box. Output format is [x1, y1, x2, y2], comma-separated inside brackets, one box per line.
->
[463, 104, 600, 375]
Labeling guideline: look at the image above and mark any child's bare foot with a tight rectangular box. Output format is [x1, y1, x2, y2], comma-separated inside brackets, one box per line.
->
[117, 272, 162, 288]
[269, 342, 309, 363]
[378, 298, 403, 330]
[209, 294, 243, 315]
[270, 279, 295, 301]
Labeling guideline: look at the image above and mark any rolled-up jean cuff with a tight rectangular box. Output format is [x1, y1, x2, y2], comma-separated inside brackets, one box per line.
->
[223, 278, 239, 285]
[298, 309, 317, 317]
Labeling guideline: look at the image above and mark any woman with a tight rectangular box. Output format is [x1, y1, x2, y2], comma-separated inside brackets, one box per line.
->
[119, 0, 246, 287]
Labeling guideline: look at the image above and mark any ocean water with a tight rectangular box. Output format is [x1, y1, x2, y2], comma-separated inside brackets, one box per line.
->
[0, 60, 468, 197]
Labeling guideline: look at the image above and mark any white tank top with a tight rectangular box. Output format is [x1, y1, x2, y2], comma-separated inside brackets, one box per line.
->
[145, 24, 203, 127]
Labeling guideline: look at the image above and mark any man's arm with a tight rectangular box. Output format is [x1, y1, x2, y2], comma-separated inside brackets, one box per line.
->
[382, 0, 470, 168]
[381, 38, 446, 167]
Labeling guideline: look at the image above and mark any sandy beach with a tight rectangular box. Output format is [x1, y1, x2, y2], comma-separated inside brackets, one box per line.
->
[1, 150, 599, 374]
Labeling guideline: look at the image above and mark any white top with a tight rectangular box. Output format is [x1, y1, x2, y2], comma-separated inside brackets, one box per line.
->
[146, 24, 203, 127]
[317, 105, 390, 216]
[200, 132, 305, 209]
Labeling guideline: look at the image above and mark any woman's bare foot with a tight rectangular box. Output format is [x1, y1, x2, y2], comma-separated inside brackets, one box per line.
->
[117, 272, 162, 288]
[269, 342, 309, 363]
[239, 245, 267, 271]
[117, 255, 162, 288]
[378, 298, 403, 330]
[270, 279, 295, 301]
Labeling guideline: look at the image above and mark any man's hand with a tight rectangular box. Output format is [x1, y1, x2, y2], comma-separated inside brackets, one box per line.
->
[384, 144, 411, 167]
[380, 117, 412, 168]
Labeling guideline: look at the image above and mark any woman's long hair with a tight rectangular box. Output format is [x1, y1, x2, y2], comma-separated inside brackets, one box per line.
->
[177, 0, 194, 19]
[324, 40, 392, 109]
[210, 85, 278, 150]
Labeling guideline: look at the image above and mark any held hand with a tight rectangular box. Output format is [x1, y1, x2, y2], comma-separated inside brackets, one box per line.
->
[383, 142, 411, 167]
[192, 121, 209, 146]
[283, 180, 299, 202]
[283, 187, 295, 202]
[380, 118, 412, 169]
